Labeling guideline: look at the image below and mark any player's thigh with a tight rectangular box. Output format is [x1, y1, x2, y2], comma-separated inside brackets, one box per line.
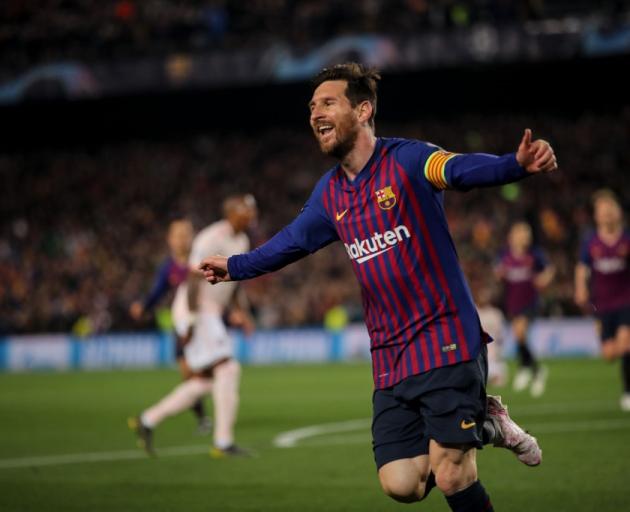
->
[511, 315, 529, 341]
[378, 454, 431, 502]
[429, 439, 477, 495]
[372, 388, 429, 473]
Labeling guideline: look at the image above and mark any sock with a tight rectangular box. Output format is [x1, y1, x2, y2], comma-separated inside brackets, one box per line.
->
[445, 481, 494, 512]
[213, 359, 241, 448]
[622, 354, 630, 393]
[517, 343, 538, 372]
[481, 419, 497, 446]
[191, 398, 206, 421]
[423, 472, 436, 499]
[142, 377, 213, 428]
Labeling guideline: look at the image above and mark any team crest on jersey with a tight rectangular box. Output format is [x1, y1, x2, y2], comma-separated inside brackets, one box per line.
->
[375, 186, 397, 210]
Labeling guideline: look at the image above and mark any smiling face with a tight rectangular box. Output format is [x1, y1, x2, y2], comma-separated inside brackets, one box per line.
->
[309, 80, 362, 160]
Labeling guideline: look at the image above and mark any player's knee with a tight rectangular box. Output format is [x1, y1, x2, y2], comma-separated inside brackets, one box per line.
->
[379, 473, 425, 503]
[434, 460, 477, 496]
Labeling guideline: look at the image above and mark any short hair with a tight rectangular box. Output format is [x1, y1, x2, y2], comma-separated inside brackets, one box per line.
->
[592, 188, 619, 206]
[312, 62, 381, 129]
[222, 194, 257, 217]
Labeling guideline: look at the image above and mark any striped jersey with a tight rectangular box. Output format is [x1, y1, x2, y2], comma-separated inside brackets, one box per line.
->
[579, 229, 630, 312]
[496, 247, 548, 317]
[228, 137, 530, 388]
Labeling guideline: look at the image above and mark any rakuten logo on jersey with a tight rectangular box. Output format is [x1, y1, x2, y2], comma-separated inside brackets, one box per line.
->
[344, 225, 411, 264]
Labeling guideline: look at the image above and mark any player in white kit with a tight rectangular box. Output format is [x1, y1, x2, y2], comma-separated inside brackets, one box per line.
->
[130, 195, 257, 457]
[475, 285, 508, 387]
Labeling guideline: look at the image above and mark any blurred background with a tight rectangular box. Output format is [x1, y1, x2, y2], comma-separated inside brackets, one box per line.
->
[2, 0, 628, 340]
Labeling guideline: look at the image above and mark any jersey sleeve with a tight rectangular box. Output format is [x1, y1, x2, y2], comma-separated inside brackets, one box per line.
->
[143, 259, 171, 310]
[228, 174, 339, 281]
[532, 247, 549, 272]
[579, 236, 593, 266]
[423, 149, 529, 192]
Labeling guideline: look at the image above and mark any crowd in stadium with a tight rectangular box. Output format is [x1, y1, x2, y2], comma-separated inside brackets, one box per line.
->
[1, 108, 627, 334]
[1, 0, 623, 79]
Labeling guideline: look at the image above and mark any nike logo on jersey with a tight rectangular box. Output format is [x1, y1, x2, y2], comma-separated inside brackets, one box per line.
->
[460, 420, 476, 430]
[336, 209, 349, 221]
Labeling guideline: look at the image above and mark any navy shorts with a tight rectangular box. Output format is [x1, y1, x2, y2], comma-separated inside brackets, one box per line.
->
[597, 307, 630, 342]
[372, 346, 488, 470]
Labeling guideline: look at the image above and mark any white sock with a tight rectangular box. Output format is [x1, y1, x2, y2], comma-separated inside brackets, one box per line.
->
[212, 359, 241, 448]
[142, 377, 213, 429]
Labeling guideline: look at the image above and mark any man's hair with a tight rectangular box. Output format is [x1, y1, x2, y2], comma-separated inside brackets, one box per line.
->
[312, 62, 381, 130]
[222, 194, 257, 217]
[592, 188, 619, 206]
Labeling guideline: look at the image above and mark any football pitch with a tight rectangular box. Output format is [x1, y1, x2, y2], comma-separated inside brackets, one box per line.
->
[1, 358, 629, 512]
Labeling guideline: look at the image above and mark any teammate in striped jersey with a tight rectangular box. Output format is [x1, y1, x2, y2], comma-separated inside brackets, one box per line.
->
[495, 222, 554, 397]
[575, 189, 630, 410]
[199, 63, 557, 511]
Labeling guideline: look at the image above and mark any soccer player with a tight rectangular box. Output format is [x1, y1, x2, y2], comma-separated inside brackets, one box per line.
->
[575, 189, 630, 411]
[474, 284, 508, 388]
[199, 63, 555, 511]
[128, 217, 211, 432]
[130, 195, 257, 456]
[495, 222, 554, 396]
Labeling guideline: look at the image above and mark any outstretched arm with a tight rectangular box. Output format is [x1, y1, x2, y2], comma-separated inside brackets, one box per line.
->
[200, 189, 339, 284]
[425, 129, 558, 191]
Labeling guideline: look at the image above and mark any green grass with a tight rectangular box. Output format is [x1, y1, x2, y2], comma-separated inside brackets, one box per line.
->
[1, 359, 629, 511]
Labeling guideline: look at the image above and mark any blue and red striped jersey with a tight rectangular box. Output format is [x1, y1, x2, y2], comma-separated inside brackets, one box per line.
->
[497, 247, 548, 317]
[579, 230, 630, 313]
[143, 256, 189, 311]
[228, 137, 530, 388]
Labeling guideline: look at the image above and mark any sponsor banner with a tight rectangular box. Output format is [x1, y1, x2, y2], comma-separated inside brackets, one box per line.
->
[503, 318, 600, 357]
[0, 319, 601, 371]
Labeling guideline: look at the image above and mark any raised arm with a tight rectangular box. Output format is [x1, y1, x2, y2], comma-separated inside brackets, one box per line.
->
[425, 129, 558, 192]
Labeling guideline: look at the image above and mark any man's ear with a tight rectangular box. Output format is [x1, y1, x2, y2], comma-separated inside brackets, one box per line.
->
[357, 100, 373, 125]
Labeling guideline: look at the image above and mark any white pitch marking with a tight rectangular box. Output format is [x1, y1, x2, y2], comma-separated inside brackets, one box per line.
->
[0, 444, 209, 470]
[273, 419, 371, 448]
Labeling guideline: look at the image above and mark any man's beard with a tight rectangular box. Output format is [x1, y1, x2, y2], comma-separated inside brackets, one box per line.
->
[321, 122, 359, 160]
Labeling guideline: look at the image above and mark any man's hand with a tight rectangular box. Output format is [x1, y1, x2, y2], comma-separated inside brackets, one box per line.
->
[516, 128, 558, 174]
[199, 255, 231, 284]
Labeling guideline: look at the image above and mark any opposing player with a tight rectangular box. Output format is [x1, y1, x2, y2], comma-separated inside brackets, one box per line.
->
[199, 63, 555, 510]
[130, 195, 257, 456]
[495, 222, 554, 396]
[128, 216, 211, 432]
[475, 284, 508, 388]
[575, 189, 630, 410]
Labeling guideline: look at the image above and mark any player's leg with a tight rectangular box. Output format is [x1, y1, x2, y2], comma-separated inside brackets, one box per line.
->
[210, 357, 243, 454]
[378, 456, 434, 503]
[140, 375, 214, 429]
[429, 441, 493, 512]
[177, 350, 211, 433]
[512, 315, 538, 391]
[373, 387, 435, 503]
[614, 310, 630, 410]
[418, 348, 493, 511]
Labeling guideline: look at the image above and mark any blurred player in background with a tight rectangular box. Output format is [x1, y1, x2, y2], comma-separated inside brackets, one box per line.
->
[199, 63, 556, 512]
[474, 284, 507, 387]
[496, 221, 554, 397]
[575, 189, 630, 411]
[130, 195, 257, 456]
[128, 217, 211, 432]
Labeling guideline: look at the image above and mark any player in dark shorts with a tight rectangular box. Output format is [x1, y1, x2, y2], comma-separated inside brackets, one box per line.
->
[496, 221, 554, 396]
[129, 216, 211, 432]
[575, 189, 630, 411]
[199, 63, 556, 511]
